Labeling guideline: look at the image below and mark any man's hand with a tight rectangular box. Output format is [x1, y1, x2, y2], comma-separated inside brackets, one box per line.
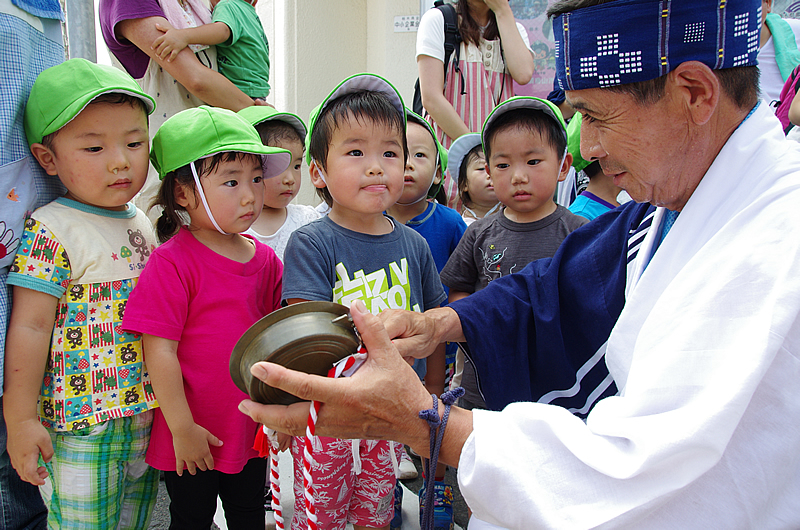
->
[238, 301, 434, 452]
[380, 307, 463, 362]
[7, 418, 53, 486]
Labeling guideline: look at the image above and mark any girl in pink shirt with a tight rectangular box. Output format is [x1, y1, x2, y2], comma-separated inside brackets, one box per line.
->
[123, 106, 290, 529]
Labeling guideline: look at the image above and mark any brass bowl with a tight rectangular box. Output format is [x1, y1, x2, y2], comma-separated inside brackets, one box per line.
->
[230, 301, 360, 405]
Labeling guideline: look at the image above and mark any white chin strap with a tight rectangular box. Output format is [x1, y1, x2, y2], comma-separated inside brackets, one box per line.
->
[190, 161, 230, 235]
[311, 158, 328, 185]
[397, 153, 440, 206]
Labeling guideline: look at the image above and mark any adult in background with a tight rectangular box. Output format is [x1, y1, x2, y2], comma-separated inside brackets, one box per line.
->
[98, 0, 263, 215]
[0, 1, 66, 528]
[417, 0, 534, 209]
[240, 0, 800, 528]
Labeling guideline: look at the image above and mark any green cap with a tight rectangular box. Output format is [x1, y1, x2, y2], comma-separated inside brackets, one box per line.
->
[446, 133, 482, 185]
[24, 58, 156, 146]
[150, 106, 291, 179]
[481, 96, 567, 152]
[567, 112, 591, 172]
[406, 108, 447, 199]
[237, 106, 307, 141]
[305, 73, 406, 165]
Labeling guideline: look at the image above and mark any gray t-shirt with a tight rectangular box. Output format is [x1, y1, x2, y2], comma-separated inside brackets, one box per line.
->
[441, 205, 588, 408]
[441, 205, 588, 294]
[282, 216, 446, 313]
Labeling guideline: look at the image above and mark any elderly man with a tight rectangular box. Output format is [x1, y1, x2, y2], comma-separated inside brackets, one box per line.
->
[239, 0, 800, 527]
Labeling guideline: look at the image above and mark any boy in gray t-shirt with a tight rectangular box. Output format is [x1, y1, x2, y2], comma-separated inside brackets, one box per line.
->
[441, 97, 587, 410]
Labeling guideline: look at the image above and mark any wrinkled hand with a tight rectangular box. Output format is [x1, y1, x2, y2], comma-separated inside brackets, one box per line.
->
[238, 300, 433, 452]
[276, 431, 292, 452]
[152, 24, 188, 62]
[172, 423, 222, 475]
[379, 308, 441, 362]
[7, 419, 52, 486]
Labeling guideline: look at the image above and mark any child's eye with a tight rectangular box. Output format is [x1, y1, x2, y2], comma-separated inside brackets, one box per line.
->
[384, 150, 398, 158]
[495, 163, 509, 170]
[294, 164, 302, 171]
[253, 176, 263, 184]
[527, 159, 541, 166]
[127, 141, 144, 148]
[348, 150, 363, 156]
[224, 180, 238, 187]
[414, 152, 426, 159]
[85, 146, 102, 153]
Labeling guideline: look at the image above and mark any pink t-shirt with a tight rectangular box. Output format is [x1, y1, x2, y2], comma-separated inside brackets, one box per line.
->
[123, 227, 282, 473]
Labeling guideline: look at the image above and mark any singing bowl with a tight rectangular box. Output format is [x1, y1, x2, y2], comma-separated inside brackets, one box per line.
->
[230, 301, 360, 405]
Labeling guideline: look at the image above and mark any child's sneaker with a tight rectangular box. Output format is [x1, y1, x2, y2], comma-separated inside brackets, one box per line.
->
[390, 481, 403, 529]
[398, 448, 418, 479]
[419, 480, 454, 530]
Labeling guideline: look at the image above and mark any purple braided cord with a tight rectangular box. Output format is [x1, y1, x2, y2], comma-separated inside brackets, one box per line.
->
[418, 387, 465, 530]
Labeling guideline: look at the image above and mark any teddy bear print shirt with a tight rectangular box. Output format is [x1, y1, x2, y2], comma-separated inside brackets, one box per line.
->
[8, 198, 158, 432]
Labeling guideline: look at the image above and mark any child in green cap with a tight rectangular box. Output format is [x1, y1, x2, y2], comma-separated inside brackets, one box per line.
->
[441, 97, 588, 413]
[238, 106, 321, 261]
[281, 73, 446, 530]
[121, 105, 289, 528]
[4, 58, 159, 528]
[385, 109, 466, 530]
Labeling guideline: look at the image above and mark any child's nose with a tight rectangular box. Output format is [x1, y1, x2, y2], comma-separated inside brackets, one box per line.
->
[109, 147, 130, 174]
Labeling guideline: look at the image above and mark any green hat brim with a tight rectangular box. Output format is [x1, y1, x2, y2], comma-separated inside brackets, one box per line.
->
[305, 73, 406, 165]
[567, 112, 591, 172]
[151, 106, 291, 179]
[481, 96, 567, 152]
[24, 58, 155, 146]
[237, 106, 308, 141]
[406, 109, 448, 199]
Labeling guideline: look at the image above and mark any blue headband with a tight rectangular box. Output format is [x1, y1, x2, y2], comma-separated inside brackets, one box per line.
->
[553, 0, 761, 91]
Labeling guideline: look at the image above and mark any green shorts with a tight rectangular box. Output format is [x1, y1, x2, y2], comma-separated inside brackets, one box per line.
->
[42, 410, 158, 529]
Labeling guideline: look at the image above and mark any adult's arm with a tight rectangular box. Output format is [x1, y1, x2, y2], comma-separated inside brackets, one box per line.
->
[238, 300, 473, 468]
[486, 0, 534, 84]
[418, 54, 471, 140]
[116, 16, 254, 111]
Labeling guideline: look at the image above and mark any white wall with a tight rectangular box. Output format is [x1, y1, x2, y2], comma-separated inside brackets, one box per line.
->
[257, 0, 420, 205]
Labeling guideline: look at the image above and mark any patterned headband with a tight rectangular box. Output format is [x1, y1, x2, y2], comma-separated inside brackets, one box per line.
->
[553, 0, 761, 91]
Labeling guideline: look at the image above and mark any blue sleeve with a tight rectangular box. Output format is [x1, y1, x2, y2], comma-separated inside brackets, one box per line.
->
[281, 228, 336, 303]
[450, 201, 652, 414]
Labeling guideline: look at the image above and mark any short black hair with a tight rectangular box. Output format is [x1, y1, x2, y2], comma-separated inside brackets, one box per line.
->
[546, 0, 759, 110]
[255, 120, 304, 148]
[41, 93, 149, 153]
[484, 108, 567, 162]
[308, 90, 408, 207]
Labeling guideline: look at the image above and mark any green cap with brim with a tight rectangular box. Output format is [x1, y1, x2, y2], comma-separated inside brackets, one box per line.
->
[237, 106, 307, 141]
[447, 133, 483, 185]
[481, 96, 567, 152]
[151, 106, 291, 180]
[567, 111, 591, 172]
[24, 58, 156, 146]
[305, 73, 406, 165]
[406, 108, 447, 199]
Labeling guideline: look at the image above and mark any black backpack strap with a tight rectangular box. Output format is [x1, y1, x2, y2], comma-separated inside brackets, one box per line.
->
[437, 2, 466, 96]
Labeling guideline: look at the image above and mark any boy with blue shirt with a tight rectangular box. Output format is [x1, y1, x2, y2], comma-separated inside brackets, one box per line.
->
[4, 59, 160, 528]
[282, 74, 446, 530]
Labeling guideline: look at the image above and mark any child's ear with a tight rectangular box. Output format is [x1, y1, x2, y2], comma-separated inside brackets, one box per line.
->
[433, 167, 442, 185]
[558, 153, 573, 182]
[309, 159, 327, 189]
[29, 144, 59, 176]
[174, 181, 193, 208]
